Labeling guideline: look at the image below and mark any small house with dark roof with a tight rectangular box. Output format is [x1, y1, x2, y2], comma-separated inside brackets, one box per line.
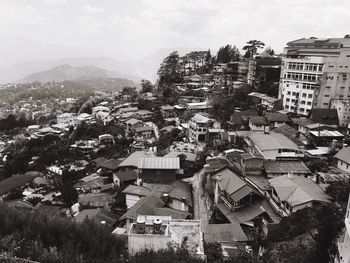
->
[206, 167, 280, 232]
[78, 193, 115, 208]
[125, 118, 144, 136]
[268, 174, 331, 215]
[226, 151, 264, 176]
[264, 161, 311, 178]
[138, 157, 181, 184]
[265, 112, 290, 128]
[230, 110, 259, 130]
[335, 146, 350, 173]
[113, 170, 138, 187]
[248, 116, 269, 132]
[122, 181, 193, 213]
[291, 117, 314, 135]
[310, 108, 339, 127]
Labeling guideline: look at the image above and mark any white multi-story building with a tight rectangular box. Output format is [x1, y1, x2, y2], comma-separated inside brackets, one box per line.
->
[279, 56, 323, 115]
[279, 36, 350, 126]
[188, 113, 215, 142]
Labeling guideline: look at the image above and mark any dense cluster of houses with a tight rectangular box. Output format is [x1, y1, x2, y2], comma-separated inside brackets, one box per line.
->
[1, 37, 350, 261]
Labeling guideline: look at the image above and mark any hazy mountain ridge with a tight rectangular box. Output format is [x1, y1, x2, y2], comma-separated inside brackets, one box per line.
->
[0, 47, 199, 84]
[22, 64, 127, 82]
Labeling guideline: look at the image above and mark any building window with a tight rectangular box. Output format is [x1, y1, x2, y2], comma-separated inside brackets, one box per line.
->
[308, 94, 312, 98]
[286, 98, 290, 102]
[307, 102, 312, 105]
[287, 91, 291, 95]
[324, 95, 330, 97]
[302, 93, 307, 98]
[326, 86, 331, 89]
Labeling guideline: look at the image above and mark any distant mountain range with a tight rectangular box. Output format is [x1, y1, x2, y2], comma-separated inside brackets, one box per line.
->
[22, 64, 126, 82]
[0, 47, 197, 84]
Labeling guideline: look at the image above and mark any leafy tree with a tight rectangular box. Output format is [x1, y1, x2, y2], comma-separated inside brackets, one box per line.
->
[204, 49, 214, 73]
[243, 40, 265, 58]
[140, 79, 154, 93]
[264, 46, 275, 56]
[313, 203, 344, 263]
[122, 87, 138, 101]
[0, 204, 125, 263]
[204, 242, 223, 263]
[305, 158, 328, 173]
[326, 181, 350, 204]
[266, 203, 344, 263]
[60, 172, 78, 206]
[161, 86, 180, 105]
[157, 51, 183, 88]
[216, 45, 241, 63]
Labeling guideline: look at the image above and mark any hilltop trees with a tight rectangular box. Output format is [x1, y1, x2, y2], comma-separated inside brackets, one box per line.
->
[216, 44, 241, 63]
[243, 40, 265, 58]
[157, 51, 183, 88]
[182, 50, 212, 75]
[264, 46, 275, 56]
[157, 50, 214, 88]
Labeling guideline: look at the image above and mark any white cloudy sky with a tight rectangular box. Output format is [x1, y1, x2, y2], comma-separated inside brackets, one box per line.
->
[0, 0, 350, 66]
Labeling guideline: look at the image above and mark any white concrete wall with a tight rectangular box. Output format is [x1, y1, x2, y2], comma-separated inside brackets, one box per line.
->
[128, 234, 169, 255]
[338, 160, 350, 173]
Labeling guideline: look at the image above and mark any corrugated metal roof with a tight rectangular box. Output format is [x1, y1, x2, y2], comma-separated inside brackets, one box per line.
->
[264, 161, 311, 174]
[248, 132, 299, 151]
[138, 157, 180, 170]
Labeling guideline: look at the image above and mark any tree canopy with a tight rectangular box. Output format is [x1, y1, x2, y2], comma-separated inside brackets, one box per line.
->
[140, 79, 154, 93]
[0, 204, 125, 263]
[157, 51, 183, 88]
[243, 40, 265, 58]
[216, 45, 241, 63]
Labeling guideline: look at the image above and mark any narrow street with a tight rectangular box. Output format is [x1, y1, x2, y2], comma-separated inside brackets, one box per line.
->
[189, 169, 210, 229]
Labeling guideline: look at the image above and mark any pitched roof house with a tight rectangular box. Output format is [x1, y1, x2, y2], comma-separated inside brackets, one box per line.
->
[268, 174, 331, 215]
[138, 157, 181, 184]
[335, 147, 350, 173]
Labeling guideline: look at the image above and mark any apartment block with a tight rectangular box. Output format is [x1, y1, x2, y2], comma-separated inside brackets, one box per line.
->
[279, 36, 350, 126]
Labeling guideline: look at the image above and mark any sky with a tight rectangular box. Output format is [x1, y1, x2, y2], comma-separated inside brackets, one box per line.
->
[1, 0, 350, 67]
